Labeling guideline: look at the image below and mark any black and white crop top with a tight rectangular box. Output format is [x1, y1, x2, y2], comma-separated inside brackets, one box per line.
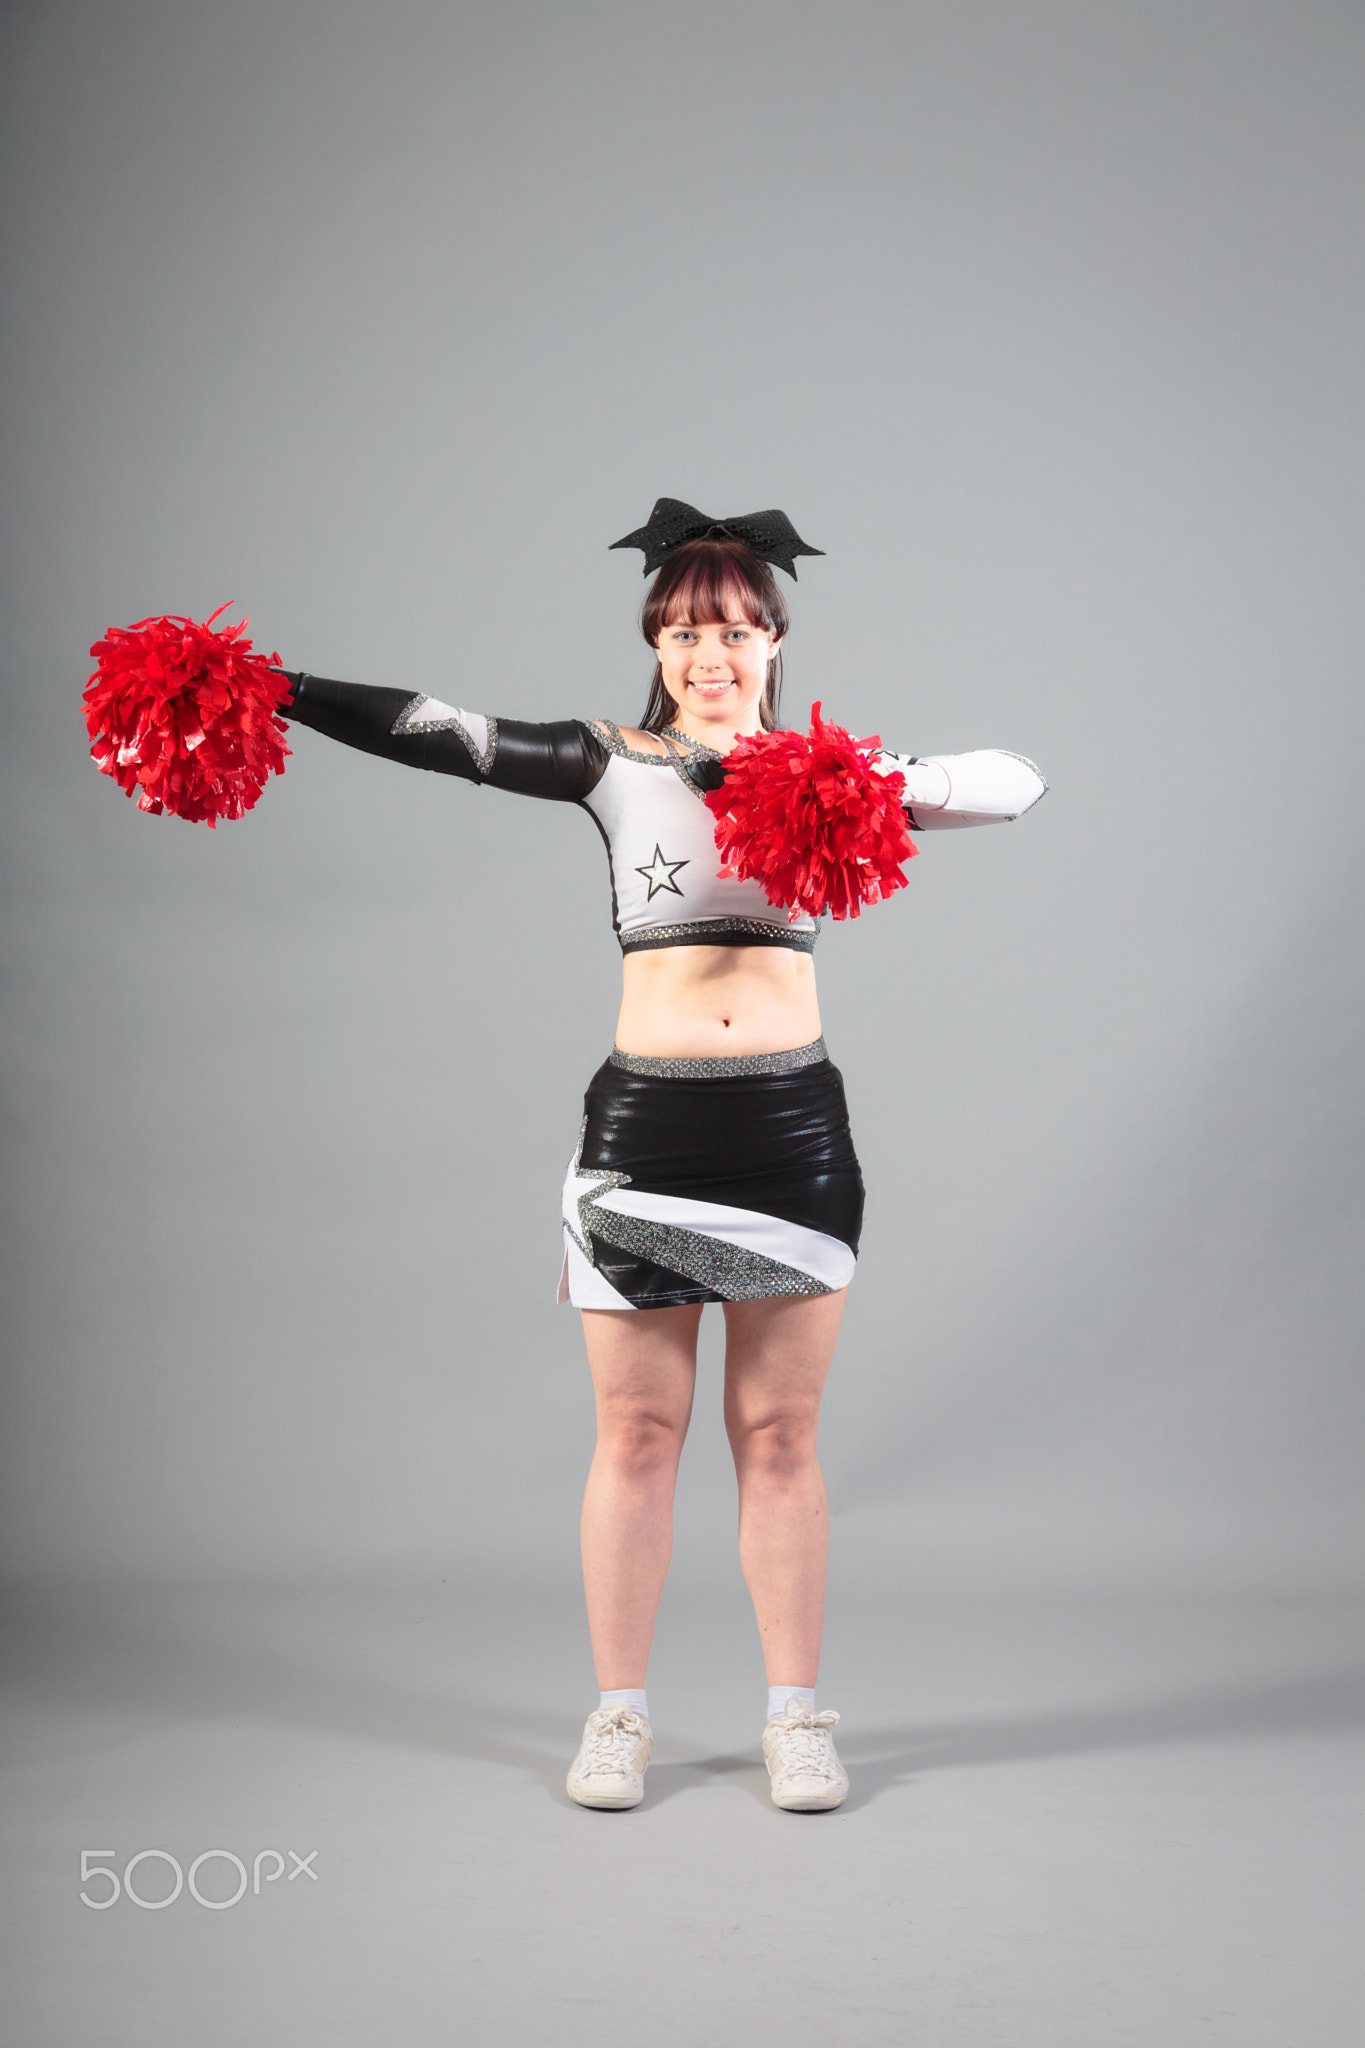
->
[280, 672, 1047, 953]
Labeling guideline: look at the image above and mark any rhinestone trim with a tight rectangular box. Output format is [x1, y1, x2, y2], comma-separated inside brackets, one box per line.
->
[563, 1115, 631, 1263]
[588, 718, 674, 766]
[586, 1206, 832, 1300]
[390, 696, 498, 776]
[620, 917, 819, 953]
[608, 1039, 828, 1079]
[661, 725, 723, 759]
[659, 730, 715, 799]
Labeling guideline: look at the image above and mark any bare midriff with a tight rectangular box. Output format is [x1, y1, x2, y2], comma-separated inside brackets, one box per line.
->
[615, 944, 822, 1059]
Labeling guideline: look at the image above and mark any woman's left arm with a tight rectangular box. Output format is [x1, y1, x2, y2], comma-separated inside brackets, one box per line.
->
[873, 746, 1048, 830]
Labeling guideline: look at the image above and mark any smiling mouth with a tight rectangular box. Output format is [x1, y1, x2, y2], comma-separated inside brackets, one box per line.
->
[688, 680, 733, 693]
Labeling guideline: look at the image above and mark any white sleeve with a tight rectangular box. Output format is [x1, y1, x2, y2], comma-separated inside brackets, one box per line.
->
[873, 748, 1048, 830]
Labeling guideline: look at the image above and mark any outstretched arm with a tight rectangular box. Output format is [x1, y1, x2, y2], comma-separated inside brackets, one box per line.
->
[873, 746, 1048, 829]
[278, 671, 609, 801]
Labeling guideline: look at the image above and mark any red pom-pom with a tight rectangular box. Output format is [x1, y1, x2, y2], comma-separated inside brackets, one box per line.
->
[84, 602, 291, 826]
[704, 702, 917, 921]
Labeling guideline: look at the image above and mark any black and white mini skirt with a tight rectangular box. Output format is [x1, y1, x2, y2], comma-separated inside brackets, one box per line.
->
[557, 1039, 864, 1310]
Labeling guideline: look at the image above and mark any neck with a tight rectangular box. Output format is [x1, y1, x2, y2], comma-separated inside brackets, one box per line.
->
[665, 712, 762, 755]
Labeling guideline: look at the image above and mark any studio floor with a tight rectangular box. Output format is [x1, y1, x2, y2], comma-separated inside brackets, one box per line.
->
[2, 1584, 1362, 2046]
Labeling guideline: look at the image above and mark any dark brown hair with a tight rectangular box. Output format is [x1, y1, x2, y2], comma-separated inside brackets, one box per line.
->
[636, 539, 789, 733]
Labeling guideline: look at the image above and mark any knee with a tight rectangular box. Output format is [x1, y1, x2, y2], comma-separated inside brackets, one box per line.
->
[598, 1407, 685, 1480]
[728, 1410, 818, 1484]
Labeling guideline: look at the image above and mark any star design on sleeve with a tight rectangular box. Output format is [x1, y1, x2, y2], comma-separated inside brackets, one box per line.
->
[635, 844, 690, 900]
[562, 1118, 632, 1263]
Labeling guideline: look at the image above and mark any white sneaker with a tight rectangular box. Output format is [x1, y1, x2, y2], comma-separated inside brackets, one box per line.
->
[762, 1700, 849, 1811]
[566, 1706, 653, 1809]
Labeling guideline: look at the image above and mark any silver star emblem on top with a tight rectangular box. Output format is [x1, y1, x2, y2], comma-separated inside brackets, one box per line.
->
[562, 1118, 631, 1263]
[635, 844, 690, 900]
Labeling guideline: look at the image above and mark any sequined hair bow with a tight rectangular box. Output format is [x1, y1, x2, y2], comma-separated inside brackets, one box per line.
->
[610, 497, 824, 579]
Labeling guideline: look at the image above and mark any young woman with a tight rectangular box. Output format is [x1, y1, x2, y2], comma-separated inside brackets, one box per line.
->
[276, 498, 1047, 1812]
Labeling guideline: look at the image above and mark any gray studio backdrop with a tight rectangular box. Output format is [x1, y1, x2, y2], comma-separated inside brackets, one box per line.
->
[2, 0, 1361, 1598]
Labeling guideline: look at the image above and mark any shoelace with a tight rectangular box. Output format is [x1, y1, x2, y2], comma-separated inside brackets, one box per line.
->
[769, 1705, 842, 1778]
[580, 1707, 649, 1771]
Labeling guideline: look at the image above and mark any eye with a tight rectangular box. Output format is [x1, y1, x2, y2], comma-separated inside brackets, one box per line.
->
[671, 629, 697, 643]
[724, 629, 749, 642]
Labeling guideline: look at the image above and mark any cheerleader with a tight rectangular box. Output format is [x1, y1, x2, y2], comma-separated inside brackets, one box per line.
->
[91, 498, 1047, 1810]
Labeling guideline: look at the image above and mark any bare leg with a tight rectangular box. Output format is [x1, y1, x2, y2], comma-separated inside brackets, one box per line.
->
[723, 1290, 847, 1686]
[579, 1303, 703, 1689]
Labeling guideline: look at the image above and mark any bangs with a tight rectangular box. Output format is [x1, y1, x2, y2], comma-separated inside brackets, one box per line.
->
[658, 553, 777, 631]
[640, 538, 789, 645]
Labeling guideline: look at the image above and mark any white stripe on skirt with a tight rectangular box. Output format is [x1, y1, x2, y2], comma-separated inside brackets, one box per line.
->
[557, 1183, 856, 1308]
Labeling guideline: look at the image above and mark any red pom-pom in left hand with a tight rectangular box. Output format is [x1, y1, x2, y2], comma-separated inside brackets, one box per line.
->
[84, 603, 291, 825]
[704, 702, 917, 921]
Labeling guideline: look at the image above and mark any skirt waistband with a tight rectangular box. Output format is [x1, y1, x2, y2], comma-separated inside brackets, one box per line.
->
[608, 1038, 829, 1080]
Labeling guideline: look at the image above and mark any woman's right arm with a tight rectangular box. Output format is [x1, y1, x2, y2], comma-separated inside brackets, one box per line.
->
[279, 671, 608, 802]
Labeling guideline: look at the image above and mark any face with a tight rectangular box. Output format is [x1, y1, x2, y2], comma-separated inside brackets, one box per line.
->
[654, 611, 784, 732]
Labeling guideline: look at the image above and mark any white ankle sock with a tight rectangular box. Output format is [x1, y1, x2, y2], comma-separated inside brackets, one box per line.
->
[767, 1685, 815, 1721]
[599, 1688, 649, 1719]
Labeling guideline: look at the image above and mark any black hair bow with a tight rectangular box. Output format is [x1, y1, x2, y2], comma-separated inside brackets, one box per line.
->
[610, 497, 824, 579]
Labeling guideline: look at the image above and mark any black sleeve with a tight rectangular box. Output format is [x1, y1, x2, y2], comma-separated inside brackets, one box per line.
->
[279, 671, 609, 802]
